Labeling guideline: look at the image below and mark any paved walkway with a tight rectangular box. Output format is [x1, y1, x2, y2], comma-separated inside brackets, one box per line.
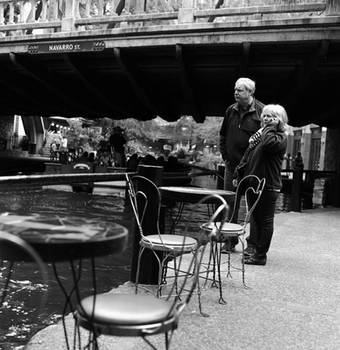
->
[26, 208, 340, 350]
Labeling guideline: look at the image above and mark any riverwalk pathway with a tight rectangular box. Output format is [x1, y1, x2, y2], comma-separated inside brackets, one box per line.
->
[26, 207, 340, 350]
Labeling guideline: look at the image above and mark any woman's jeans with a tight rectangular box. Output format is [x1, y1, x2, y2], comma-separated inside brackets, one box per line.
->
[247, 190, 279, 257]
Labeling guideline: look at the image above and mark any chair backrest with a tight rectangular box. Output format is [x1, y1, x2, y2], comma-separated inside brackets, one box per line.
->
[0, 230, 48, 312]
[126, 174, 162, 239]
[230, 175, 266, 227]
[193, 193, 230, 243]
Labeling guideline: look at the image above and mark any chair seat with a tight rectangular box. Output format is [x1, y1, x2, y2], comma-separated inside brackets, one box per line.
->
[141, 234, 197, 251]
[201, 222, 243, 240]
[78, 293, 173, 325]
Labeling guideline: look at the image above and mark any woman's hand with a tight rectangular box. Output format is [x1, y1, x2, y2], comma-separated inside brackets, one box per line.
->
[232, 179, 238, 188]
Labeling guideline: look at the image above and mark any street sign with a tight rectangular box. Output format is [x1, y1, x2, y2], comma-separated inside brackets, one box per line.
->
[27, 40, 105, 54]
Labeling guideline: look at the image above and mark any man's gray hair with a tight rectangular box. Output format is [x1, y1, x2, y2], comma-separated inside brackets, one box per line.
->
[235, 77, 256, 95]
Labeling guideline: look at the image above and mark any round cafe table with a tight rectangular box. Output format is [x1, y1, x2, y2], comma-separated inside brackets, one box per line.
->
[0, 213, 127, 262]
[159, 186, 235, 234]
[0, 213, 128, 350]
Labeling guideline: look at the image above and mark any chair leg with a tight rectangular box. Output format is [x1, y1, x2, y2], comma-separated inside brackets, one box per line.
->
[89, 331, 100, 350]
[200, 242, 214, 289]
[159, 254, 175, 297]
[216, 243, 227, 305]
[135, 246, 146, 294]
[82, 329, 99, 350]
[240, 236, 249, 289]
[153, 251, 164, 297]
[226, 240, 232, 279]
[142, 335, 158, 350]
[210, 242, 219, 288]
[196, 253, 210, 318]
[165, 332, 170, 350]
[202, 243, 212, 288]
[164, 330, 176, 350]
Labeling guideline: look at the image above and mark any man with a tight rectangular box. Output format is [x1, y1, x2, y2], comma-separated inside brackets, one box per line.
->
[219, 77, 264, 252]
[109, 126, 127, 167]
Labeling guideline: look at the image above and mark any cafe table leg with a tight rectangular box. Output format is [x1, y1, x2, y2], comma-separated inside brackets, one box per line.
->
[167, 201, 185, 234]
[52, 257, 99, 350]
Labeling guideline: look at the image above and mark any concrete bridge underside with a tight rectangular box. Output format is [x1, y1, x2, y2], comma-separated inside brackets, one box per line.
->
[0, 1, 340, 128]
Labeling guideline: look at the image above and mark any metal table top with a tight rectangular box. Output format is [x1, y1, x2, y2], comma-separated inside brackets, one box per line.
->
[0, 213, 128, 262]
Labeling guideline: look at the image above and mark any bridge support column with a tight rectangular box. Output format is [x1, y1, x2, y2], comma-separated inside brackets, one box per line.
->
[326, 0, 340, 15]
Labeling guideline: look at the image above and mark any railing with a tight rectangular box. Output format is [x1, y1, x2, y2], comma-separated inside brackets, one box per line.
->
[0, 0, 338, 37]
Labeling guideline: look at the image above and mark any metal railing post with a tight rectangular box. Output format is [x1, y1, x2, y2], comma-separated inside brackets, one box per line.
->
[178, 0, 194, 23]
[61, 0, 76, 31]
[291, 169, 303, 212]
[326, 0, 340, 15]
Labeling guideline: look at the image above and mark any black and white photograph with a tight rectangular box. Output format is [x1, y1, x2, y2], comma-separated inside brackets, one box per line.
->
[0, 1, 339, 349]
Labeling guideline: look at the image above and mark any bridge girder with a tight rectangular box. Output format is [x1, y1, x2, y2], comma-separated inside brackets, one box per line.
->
[0, 17, 339, 127]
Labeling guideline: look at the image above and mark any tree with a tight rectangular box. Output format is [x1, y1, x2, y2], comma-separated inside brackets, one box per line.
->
[195, 116, 223, 147]
[113, 115, 223, 154]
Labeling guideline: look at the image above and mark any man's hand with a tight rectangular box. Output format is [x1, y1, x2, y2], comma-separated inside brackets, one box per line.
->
[232, 179, 238, 187]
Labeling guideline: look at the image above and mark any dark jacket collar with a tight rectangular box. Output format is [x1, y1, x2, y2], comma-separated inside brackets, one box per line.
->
[232, 98, 260, 118]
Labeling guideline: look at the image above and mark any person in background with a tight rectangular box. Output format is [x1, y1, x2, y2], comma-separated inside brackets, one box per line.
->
[283, 153, 292, 170]
[127, 153, 139, 171]
[109, 126, 127, 167]
[76, 147, 84, 159]
[78, 151, 89, 163]
[293, 152, 304, 170]
[219, 77, 264, 253]
[234, 104, 288, 265]
[50, 141, 58, 161]
[88, 152, 96, 163]
[60, 136, 68, 151]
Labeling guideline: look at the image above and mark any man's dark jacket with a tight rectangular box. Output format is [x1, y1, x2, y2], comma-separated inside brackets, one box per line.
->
[219, 99, 264, 167]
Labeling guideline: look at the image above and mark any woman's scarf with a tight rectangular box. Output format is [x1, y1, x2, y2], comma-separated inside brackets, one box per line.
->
[248, 127, 263, 149]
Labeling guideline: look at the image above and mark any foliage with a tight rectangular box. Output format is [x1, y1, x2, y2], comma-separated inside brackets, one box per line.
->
[195, 116, 223, 146]
[197, 152, 223, 171]
[46, 115, 223, 156]
[114, 115, 223, 154]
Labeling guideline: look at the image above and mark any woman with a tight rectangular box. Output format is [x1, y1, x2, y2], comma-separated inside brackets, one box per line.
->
[234, 104, 288, 266]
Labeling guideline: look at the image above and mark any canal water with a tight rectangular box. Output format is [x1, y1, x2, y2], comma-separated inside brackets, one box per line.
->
[0, 176, 291, 349]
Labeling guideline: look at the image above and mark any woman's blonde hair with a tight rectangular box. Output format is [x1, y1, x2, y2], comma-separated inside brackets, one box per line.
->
[261, 104, 288, 132]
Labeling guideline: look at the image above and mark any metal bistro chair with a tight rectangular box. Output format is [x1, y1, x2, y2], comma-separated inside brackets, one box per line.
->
[201, 175, 266, 304]
[180, 192, 230, 314]
[75, 210, 208, 350]
[126, 174, 198, 298]
[0, 230, 48, 312]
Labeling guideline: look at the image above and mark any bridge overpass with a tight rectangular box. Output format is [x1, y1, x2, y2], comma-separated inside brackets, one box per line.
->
[0, 0, 339, 128]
